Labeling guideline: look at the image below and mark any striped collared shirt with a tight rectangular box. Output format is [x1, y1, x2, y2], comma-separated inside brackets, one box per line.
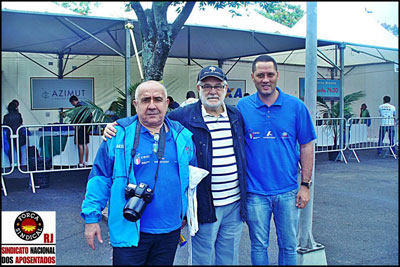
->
[201, 104, 240, 206]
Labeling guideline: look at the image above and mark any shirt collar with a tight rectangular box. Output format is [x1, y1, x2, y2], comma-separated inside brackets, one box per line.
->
[254, 87, 284, 108]
[201, 102, 228, 119]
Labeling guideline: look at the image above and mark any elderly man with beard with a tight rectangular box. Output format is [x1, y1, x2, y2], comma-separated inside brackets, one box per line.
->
[102, 66, 247, 265]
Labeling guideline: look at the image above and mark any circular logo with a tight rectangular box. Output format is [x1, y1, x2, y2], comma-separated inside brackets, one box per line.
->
[14, 211, 44, 241]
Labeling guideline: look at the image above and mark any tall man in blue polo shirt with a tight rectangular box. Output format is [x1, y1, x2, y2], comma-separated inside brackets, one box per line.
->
[236, 55, 316, 265]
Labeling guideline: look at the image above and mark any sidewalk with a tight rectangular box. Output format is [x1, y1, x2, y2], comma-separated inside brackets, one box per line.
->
[1, 148, 398, 265]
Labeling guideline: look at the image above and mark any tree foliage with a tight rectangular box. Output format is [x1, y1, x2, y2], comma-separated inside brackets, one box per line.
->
[317, 90, 366, 148]
[62, 83, 140, 123]
[255, 3, 304, 28]
[317, 91, 366, 120]
[381, 22, 398, 37]
[53, 2, 100, 15]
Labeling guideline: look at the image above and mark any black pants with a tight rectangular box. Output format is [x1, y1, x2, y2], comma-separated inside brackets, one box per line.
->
[112, 228, 180, 266]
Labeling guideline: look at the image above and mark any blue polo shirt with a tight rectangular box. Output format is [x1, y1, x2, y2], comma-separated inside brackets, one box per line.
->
[132, 126, 181, 233]
[236, 88, 316, 195]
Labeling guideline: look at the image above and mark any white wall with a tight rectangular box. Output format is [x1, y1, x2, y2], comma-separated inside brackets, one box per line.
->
[2, 52, 398, 125]
[343, 63, 398, 117]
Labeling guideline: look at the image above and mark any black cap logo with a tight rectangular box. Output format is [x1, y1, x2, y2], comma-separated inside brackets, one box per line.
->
[14, 211, 44, 241]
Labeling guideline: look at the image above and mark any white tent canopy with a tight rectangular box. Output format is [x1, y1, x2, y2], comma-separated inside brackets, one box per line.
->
[88, 1, 399, 68]
[1, 1, 78, 15]
[285, 2, 398, 49]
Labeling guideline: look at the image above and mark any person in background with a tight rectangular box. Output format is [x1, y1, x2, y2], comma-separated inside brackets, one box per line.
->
[3, 101, 24, 163]
[359, 103, 370, 125]
[243, 92, 250, 97]
[102, 66, 248, 265]
[11, 99, 20, 108]
[69, 95, 93, 168]
[167, 96, 180, 111]
[180, 90, 199, 107]
[105, 101, 120, 122]
[236, 54, 316, 265]
[81, 80, 196, 265]
[377, 96, 397, 156]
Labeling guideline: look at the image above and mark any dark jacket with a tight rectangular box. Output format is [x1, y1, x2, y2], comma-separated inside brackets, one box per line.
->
[3, 111, 23, 134]
[3, 111, 26, 147]
[168, 101, 248, 223]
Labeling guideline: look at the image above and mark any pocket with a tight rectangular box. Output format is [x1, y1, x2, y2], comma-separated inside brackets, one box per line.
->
[246, 192, 263, 205]
[282, 188, 298, 199]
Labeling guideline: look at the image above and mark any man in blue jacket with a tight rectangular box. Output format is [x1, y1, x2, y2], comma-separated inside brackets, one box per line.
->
[81, 80, 196, 265]
[103, 66, 247, 265]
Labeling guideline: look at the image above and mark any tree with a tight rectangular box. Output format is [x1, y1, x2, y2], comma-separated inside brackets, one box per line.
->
[127, 2, 304, 81]
[128, 2, 195, 81]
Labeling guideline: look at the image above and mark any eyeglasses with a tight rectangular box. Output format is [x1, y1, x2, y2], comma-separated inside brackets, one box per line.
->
[200, 84, 225, 92]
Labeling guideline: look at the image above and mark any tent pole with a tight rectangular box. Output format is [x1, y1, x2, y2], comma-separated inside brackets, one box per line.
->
[298, 2, 327, 264]
[125, 24, 131, 118]
[339, 43, 345, 155]
[19, 53, 58, 77]
[187, 26, 191, 66]
[58, 53, 64, 79]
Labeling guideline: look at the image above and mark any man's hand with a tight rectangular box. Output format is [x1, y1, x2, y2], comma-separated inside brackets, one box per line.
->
[85, 223, 103, 250]
[296, 186, 310, 209]
[102, 121, 118, 141]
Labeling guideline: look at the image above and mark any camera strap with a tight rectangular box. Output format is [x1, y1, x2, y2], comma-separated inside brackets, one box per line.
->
[127, 119, 166, 192]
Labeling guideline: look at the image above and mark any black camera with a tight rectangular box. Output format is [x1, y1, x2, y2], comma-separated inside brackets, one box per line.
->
[123, 183, 153, 222]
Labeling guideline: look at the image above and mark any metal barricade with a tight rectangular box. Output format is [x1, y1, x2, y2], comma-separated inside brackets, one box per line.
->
[315, 118, 348, 164]
[346, 116, 398, 162]
[4, 123, 107, 194]
[2, 125, 14, 196]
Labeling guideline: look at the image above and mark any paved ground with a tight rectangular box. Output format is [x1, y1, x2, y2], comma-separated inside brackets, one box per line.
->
[1, 148, 398, 265]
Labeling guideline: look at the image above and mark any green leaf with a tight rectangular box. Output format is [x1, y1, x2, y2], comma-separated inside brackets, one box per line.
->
[61, 82, 141, 123]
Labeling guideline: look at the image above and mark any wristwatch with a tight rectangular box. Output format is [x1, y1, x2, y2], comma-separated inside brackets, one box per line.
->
[301, 181, 312, 189]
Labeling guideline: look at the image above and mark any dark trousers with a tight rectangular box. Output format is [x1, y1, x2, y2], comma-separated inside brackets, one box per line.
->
[377, 125, 396, 154]
[112, 228, 180, 266]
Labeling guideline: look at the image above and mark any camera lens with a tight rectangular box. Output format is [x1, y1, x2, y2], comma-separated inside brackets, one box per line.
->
[123, 208, 140, 222]
[123, 196, 148, 222]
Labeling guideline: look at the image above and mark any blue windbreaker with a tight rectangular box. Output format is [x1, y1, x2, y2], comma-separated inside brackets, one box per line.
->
[81, 116, 196, 247]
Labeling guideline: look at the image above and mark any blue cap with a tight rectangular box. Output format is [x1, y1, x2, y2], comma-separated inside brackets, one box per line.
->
[197, 66, 227, 82]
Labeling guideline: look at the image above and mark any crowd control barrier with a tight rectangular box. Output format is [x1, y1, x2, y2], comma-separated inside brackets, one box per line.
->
[315, 118, 348, 163]
[1, 125, 14, 196]
[1, 122, 107, 194]
[2, 118, 398, 195]
[346, 116, 398, 162]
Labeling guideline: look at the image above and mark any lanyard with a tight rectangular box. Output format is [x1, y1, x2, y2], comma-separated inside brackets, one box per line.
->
[127, 120, 166, 192]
